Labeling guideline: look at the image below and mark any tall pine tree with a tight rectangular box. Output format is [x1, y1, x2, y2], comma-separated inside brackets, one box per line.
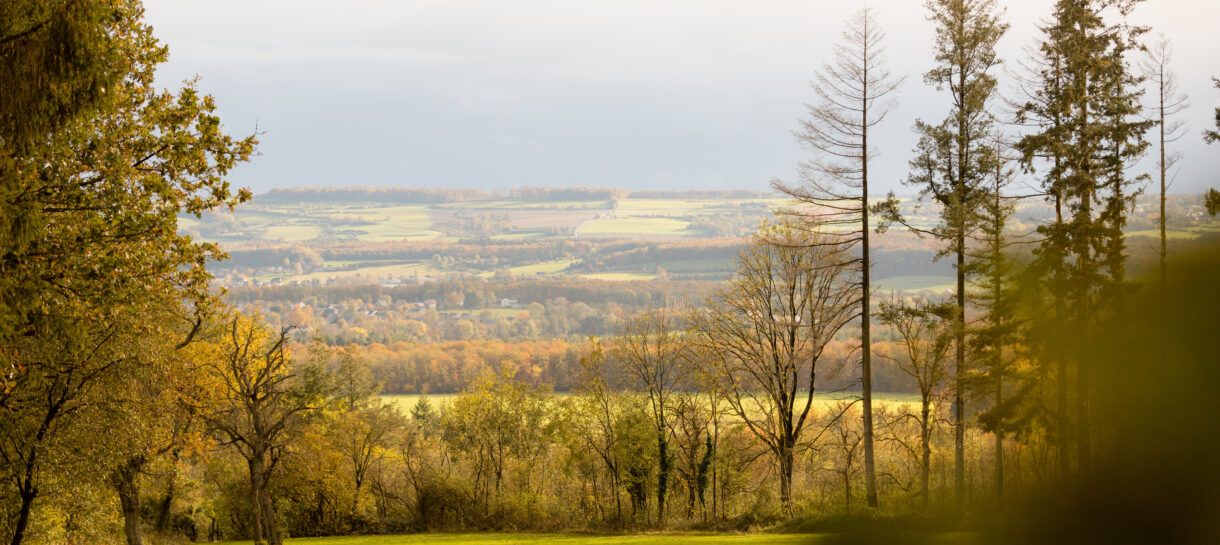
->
[1016, 0, 1151, 473]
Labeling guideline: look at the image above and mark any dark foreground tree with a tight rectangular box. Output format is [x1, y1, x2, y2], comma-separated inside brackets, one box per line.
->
[1016, 0, 1151, 474]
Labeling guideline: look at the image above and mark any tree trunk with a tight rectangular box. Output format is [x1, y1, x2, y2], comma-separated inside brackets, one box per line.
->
[249, 457, 266, 545]
[111, 455, 147, 545]
[779, 446, 794, 516]
[10, 488, 36, 545]
[655, 432, 670, 527]
[860, 46, 879, 510]
[954, 237, 967, 514]
[921, 399, 931, 509]
[155, 470, 176, 533]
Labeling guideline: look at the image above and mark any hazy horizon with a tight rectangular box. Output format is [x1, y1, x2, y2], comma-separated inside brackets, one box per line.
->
[145, 0, 1220, 196]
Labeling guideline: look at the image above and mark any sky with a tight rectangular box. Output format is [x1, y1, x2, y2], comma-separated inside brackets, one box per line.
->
[143, 0, 1220, 196]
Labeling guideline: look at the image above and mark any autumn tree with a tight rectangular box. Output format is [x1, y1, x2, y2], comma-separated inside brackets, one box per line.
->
[612, 309, 688, 526]
[691, 222, 856, 513]
[773, 7, 904, 508]
[204, 316, 330, 545]
[442, 370, 555, 511]
[0, 5, 253, 543]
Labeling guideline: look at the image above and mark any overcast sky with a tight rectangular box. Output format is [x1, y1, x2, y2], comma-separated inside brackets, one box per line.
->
[143, 0, 1220, 195]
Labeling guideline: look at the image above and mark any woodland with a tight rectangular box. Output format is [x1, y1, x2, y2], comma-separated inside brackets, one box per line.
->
[2, 1, 1220, 545]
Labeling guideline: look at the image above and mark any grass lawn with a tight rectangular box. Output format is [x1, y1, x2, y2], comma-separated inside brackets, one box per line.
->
[224, 533, 821, 545]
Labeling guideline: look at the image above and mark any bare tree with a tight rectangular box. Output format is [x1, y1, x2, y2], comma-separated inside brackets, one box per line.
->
[876, 296, 954, 508]
[612, 309, 689, 527]
[691, 221, 856, 513]
[1140, 37, 1188, 369]
[773, 6, 904, 508]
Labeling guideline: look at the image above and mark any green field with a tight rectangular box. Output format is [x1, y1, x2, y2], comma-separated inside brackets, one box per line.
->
[222, 534, 816, 545]
[873, 275, 957, 293]
[578, 216, 700, 237]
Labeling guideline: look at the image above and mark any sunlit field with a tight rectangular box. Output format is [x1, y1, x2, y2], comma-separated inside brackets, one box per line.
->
[224, 532, 816, 545]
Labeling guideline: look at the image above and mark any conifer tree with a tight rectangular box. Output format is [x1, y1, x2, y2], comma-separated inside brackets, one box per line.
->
[1016, 0, 1151, 473]
[877, 0, 1007, 510]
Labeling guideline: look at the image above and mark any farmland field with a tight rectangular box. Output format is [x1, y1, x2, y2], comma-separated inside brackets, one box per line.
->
[578, 216, 701, 238]
[380, 392, 923, 415]
[188, 190, 1203, 289]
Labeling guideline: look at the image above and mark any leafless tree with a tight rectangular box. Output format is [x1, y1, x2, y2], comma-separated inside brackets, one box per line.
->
[876, 296, 954, 508]
[1140, 37, 1188, 369]
[773, 6, 904, 508]
[691, 221, 856, 513]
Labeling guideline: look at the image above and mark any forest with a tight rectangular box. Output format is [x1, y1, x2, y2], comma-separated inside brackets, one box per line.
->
[3, 1, 1220, 545]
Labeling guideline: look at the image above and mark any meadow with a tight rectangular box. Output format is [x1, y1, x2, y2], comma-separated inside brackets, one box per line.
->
[221, 533, 818, 545]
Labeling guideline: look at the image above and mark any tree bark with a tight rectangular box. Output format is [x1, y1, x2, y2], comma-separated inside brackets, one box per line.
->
[921, 397, 932, 509]
[779, 441, 794, 516]
[111, 455, 148, 545]
[655, 432, 670, 527]
[10, 488, 36, 545]
[955, 240, 967, 513]
[154, 475, 175, 533]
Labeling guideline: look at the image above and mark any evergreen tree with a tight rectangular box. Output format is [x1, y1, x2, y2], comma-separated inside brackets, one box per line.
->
[877, 0, 1007, 510]
[1015, 0, 1151, 473]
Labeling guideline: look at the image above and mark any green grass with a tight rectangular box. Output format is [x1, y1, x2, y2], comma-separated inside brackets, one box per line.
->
[509, 260, 575, 276]
[263, 224, 323, 242]
[382, 393, 459, 412]
[223, 533, 820, 545]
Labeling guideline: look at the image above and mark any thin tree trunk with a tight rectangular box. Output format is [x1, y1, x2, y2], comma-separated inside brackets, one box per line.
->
[1054, 196, 1070, 477]
[861, 70, 878, 509]
[955, 239, 967, 513]
[10, 488, 36, 545]
[921, 398, 931, 509]
[656, 432, 670, 527]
